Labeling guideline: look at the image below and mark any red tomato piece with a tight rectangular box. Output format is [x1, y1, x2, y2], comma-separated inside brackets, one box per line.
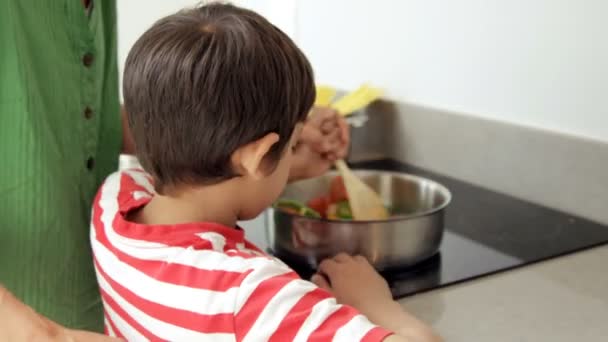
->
[307, 196, 329, 218]
[329, 176, 348, 203]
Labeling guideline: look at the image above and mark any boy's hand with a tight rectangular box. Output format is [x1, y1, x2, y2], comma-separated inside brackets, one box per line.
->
[312, 254, 393, 315]
[289, 107, 350, 181]
[311, 255, 442, 342]
[0, 285, 121, 342]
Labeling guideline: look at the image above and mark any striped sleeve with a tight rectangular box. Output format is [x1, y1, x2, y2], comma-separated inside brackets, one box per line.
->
[233, 260, 393, 342]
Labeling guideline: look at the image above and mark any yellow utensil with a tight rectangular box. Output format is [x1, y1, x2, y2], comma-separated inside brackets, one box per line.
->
[334, 160, 389, 220]
[330, 84, 383, 116]
[315, 85, 337, 107]
[318, 83, 387, 220]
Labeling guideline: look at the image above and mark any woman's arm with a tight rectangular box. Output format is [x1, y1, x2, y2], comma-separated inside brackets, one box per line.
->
[0, 285, 121, 342]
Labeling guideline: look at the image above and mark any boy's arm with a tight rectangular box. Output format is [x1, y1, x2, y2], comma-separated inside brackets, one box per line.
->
[233, 261, 392, 342]
[312, 255, 442, 342]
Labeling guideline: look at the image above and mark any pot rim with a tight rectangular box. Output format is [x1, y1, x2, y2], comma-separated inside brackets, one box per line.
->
[276, 169, 452, 224]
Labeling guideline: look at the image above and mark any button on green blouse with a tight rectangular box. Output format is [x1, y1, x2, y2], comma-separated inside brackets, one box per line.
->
[0, 0, 121, 331]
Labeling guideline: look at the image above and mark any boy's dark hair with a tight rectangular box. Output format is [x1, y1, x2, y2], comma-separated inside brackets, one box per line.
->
[123, 2, 314, 193]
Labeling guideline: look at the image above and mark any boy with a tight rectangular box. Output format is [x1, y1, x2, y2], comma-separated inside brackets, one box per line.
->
[91, 3, 439, 341]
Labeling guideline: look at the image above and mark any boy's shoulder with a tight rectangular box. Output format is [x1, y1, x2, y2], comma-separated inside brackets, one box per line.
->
[92, 168, 292, 274]
[95, 168, 154, 208]
[103, 168, 154, 193]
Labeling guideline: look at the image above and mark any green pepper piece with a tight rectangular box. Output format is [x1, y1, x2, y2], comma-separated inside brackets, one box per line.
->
[335, 201, 353, 220]
[300, 206, 322, 218]
[275, 199, 321, 218]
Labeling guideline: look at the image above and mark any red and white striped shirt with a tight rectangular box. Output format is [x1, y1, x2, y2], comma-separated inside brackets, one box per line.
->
[90, 169, 392, 341]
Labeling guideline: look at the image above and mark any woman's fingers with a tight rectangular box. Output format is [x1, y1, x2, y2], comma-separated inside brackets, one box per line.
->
[320, 118, 338, 134]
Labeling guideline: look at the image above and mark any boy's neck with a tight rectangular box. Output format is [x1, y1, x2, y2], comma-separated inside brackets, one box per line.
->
[132, 181, 242, 228]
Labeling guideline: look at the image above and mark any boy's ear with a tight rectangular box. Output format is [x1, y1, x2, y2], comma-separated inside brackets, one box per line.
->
[232, 133, 280, 180]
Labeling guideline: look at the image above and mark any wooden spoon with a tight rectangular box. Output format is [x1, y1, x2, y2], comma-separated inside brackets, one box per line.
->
[334, 159, 389, 220]
[312, 83, 388, 220]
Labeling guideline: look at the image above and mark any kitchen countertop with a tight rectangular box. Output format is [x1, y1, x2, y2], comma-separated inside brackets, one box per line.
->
[399, 245, 608, 341]
[240, 214, 608, 341]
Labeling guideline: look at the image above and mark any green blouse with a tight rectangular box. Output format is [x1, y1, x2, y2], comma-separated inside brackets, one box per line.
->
[0, 0, 121, 330]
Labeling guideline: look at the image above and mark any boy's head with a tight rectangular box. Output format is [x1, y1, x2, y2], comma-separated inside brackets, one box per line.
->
[123, 3, 314, 218]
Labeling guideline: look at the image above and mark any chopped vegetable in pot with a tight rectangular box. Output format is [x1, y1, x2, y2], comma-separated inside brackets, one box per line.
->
[326, 200, 353, 220]
[276, 176, 384, 220]
[308, 176, 352, 219]
[276, 176, 394, 220]
[307, 196, 329, 216]
[329, 175, 348, 203]
[274, 199, 321, 218]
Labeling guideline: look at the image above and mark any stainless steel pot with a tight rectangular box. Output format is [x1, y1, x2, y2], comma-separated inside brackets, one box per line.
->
[266, 170, 452, 270]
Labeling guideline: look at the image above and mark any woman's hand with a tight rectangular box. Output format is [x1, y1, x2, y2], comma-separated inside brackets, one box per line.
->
[0, 285, 121, 342]
[289, 107, 350, 181]
[301, 106, 350, 161]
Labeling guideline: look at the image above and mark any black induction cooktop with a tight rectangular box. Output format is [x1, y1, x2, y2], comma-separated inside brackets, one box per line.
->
[251, 159, 608, 298]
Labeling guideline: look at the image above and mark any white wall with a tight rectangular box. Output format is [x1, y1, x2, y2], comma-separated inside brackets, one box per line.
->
[296, 0, 608, 142]
[116, 0, 295, 99]
[117, 0, 193, 91]
[118, 0, 608, 143]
